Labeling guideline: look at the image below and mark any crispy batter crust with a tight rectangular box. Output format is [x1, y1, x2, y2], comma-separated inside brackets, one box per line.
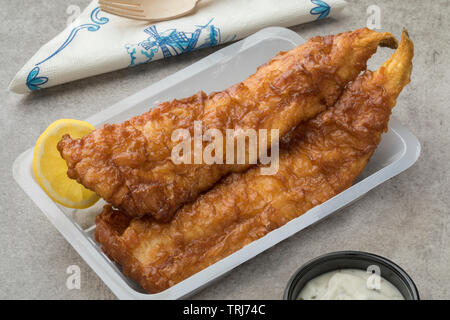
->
[60, 28, 396, 222]
[95, 31, 413, 293]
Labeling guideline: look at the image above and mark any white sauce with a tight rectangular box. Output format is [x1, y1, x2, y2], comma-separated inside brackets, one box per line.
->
[297, 269, 405, 300]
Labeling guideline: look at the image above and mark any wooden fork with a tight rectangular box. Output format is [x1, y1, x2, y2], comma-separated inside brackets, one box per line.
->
[98, 0, 202, 22]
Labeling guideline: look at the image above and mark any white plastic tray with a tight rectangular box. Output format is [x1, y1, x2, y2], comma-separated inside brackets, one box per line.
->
[13, 27, 420, 300]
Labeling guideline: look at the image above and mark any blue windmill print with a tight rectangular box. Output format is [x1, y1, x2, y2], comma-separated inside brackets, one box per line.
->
[126, 19, 221, 66]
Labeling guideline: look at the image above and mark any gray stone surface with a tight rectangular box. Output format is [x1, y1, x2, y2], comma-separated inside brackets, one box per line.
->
[1, 0, 449, 300]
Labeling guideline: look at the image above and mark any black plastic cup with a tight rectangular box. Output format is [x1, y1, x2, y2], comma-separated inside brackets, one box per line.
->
[284, 251, 419, 300]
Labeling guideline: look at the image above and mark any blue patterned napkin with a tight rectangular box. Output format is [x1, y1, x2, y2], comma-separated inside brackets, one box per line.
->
[9, 0, 346, 94]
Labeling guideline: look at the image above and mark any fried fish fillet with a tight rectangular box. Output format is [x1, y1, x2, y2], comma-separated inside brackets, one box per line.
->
[58, 28, 396, 222]
[95, 31, 414, 293]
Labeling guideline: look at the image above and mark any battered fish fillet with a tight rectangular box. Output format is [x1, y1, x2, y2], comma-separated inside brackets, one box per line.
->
[95, 31, 414, 293]
[58, 28, 397, 222]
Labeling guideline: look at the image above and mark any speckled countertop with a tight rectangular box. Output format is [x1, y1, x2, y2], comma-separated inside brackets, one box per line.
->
[1, 0, 449, 299]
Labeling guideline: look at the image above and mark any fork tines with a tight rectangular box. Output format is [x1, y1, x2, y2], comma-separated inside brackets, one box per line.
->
[99, 0, 146, 20]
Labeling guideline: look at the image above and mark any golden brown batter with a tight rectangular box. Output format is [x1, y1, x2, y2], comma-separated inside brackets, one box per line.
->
[95, 31, 413, 293]
[58, 28, 396, 222]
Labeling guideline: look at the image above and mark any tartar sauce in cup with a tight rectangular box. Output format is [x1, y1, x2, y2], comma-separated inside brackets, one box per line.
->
[297, 269, 404, 300]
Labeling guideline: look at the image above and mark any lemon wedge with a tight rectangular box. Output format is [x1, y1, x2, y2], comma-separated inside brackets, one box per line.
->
[33, 119, 100, 209]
